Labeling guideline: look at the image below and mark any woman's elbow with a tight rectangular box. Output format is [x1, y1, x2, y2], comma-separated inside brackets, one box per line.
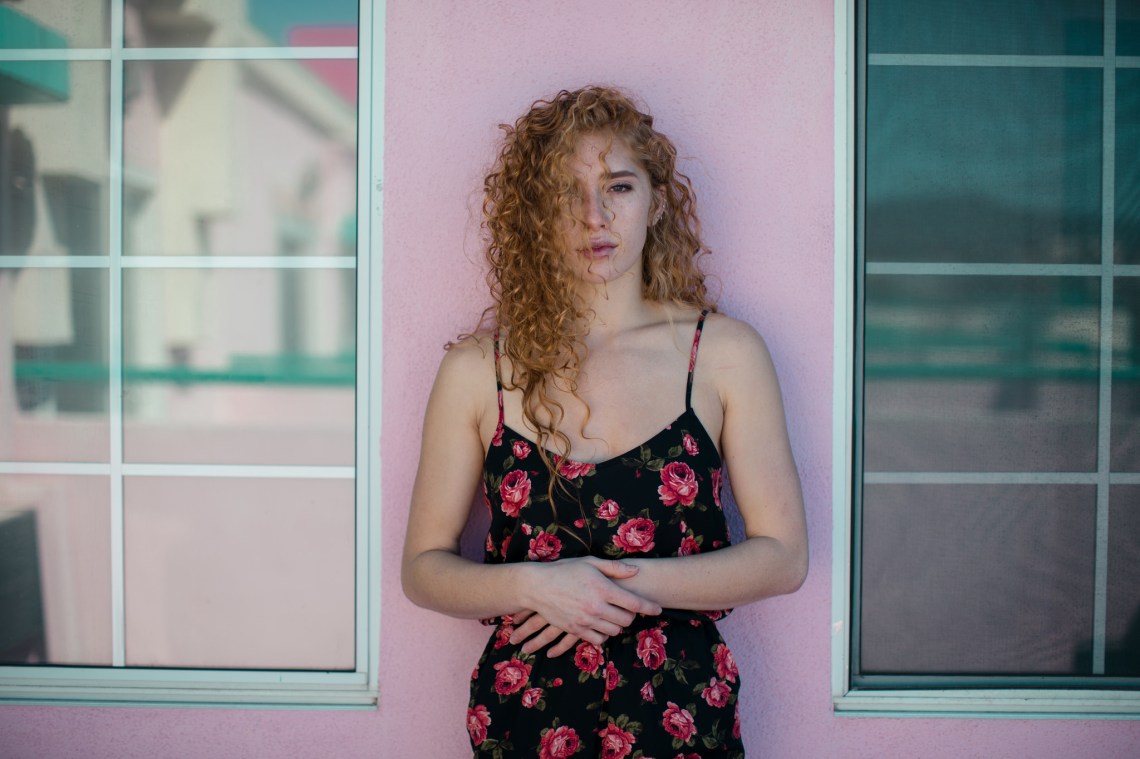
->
[400, 554, 431, 609]
[784, 544, 809, 594]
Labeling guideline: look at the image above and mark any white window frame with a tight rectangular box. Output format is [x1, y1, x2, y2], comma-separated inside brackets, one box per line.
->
[831, 0, 1140, 719]
[0, 0, 384, 708]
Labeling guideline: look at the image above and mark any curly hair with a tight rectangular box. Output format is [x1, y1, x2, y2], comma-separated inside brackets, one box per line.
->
[479, 85, 714, 487]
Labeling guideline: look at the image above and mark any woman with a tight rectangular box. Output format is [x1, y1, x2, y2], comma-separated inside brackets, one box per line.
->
[402, 86, 807, 758]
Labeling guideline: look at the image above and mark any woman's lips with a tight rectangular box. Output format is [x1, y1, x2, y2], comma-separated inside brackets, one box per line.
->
[584, 242, 616, 258]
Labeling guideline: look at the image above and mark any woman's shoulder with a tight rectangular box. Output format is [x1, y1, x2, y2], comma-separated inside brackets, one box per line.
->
[696, 311, 778, 385]
[684, 308, 766, 352]
[432, 332, 498, 412]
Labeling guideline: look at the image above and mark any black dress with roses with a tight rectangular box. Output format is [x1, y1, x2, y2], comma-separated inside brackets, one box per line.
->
[467, 312, 746, 759]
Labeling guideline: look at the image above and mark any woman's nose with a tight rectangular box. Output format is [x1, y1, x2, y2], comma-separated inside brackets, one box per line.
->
[582, 189, 612, 229]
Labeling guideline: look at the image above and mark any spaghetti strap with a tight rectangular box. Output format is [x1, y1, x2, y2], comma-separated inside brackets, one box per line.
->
[685, 309, 710, 410]
[492, 330, 505, 431]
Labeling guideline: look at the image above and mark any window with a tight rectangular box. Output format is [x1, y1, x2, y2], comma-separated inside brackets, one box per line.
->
[834, 0, 1140, 716]
[0, 1, 382, 706]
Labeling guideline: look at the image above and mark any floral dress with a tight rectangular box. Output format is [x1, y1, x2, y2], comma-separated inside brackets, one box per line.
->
[468, 311, 745, 759]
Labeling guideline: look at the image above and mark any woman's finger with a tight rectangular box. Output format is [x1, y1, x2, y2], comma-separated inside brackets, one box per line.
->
[509, 612, 550, 645]
[519, 624, 565, 655]
[547, 633, 580, 658]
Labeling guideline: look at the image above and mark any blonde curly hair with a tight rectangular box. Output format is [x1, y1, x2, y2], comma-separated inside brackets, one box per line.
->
[480, 85, 715, 483]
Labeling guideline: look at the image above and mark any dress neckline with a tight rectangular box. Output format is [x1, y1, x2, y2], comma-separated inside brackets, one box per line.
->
[492, 405, 721, 469]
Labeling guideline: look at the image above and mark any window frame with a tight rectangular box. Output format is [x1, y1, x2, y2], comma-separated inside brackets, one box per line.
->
[831, 0, 1140, 718]
[0, 0, 384, 708]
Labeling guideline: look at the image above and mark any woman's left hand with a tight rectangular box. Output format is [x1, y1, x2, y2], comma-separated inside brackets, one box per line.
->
[509, 610, 581, 657]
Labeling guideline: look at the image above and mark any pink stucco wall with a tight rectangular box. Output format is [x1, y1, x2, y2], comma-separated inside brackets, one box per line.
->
[1, 1, 1138, 757]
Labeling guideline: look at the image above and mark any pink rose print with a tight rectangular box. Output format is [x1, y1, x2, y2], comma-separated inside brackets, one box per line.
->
[512, 440, 531, 459]
[466, 704, 491, 746]
[574, 641, 604, 674]
[485, 533, 495, 554]
[701, 677, 731, 708]
[574, 518, 585, 528]
[714, 643, 738, 683]
[527, 531, 563, 562]
[640, 680, 655, 703]
[662, 701, 697, 743]
[522, 687, 543, 708]
[596, 499, 620, 520]
[613, 517, 656, 553]
[597, 722, 636, 759]
[493, 623, 513, 650]
[712, 467, 724, 509]
[657, 462, 698, 507]
[493, 657, 532, 695]
[499, 469, 531, 516]
[603, 661, 620, 693]
[678, 535, 700, 556]
[635, 627, 667, 670]
[550, 677, 563, 687]
[556, 456, 596, 480]
[490, 421, 503, 447]
[682, 433, 699, 456]
[733, 702, 741, 739]
[539, 724, 581, 759]
[501, 534, 511, 555]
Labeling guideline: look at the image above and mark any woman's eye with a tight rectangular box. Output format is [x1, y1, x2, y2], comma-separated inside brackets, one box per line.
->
[610, 183, 633, 193]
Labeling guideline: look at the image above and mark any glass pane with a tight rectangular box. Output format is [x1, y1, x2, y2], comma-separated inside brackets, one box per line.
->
[1, 62, 109, 257]
[0, 1, 110, 49]
[859, 484, 1096, 675]
[125, 0, 358, 48]
[1106, 486, 1140, 676]
[1118, 70, 1140, 265]
[122, 59, 357, 257]
[863, 275, 1100, 472]
[1113, 279, 1140, 471]
[0, 475, 111, 666]
[122, 268, 355, 466]
[868, 0, 1102, 56]
[1119, 2, 1140, 57]
[124, 477, 354, 669]
[1, 268, 109, 463]
[866, 66, 1101, 264]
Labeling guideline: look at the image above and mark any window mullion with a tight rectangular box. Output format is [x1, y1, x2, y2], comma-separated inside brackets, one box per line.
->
[1092, 0, 1119, 678]
[108, 0, 127, 670]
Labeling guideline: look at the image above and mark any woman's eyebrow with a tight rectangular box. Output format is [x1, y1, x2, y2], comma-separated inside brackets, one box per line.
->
[604, 170, 639, 180]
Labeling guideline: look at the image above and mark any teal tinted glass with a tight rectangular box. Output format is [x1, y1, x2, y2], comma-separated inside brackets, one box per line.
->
[860, 483, 1096, 675]
[1119, 2, 1140, 56]
[1106, 486, 1140, 676]
[1113, 279, 1140, 471]
[866, 65, 1102, 264]
[863, 275, 1100, 472]
[1118, 70, 1140, 265]
[868, 0, 1102, 56]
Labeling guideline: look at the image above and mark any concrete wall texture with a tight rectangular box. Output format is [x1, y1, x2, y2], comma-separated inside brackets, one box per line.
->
[2, 1, 1139, 756]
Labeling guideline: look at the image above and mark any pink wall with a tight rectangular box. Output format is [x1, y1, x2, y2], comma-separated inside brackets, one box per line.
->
[2, 1, 1138, 757]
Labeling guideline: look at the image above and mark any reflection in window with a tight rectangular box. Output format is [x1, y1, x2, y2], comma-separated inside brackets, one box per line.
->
[0, 475, 112, 666]
[854, 0, 1140, 690]
[125, 0, 359, 48]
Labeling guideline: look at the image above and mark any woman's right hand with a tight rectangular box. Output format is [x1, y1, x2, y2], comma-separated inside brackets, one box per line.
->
[511, 557, 662, 655]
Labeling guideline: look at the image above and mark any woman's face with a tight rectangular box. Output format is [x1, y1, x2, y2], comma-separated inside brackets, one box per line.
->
[562, 132, 661, 289]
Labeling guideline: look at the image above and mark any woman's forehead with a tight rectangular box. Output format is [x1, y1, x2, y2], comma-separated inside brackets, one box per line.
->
[570, 132, 642, 177]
